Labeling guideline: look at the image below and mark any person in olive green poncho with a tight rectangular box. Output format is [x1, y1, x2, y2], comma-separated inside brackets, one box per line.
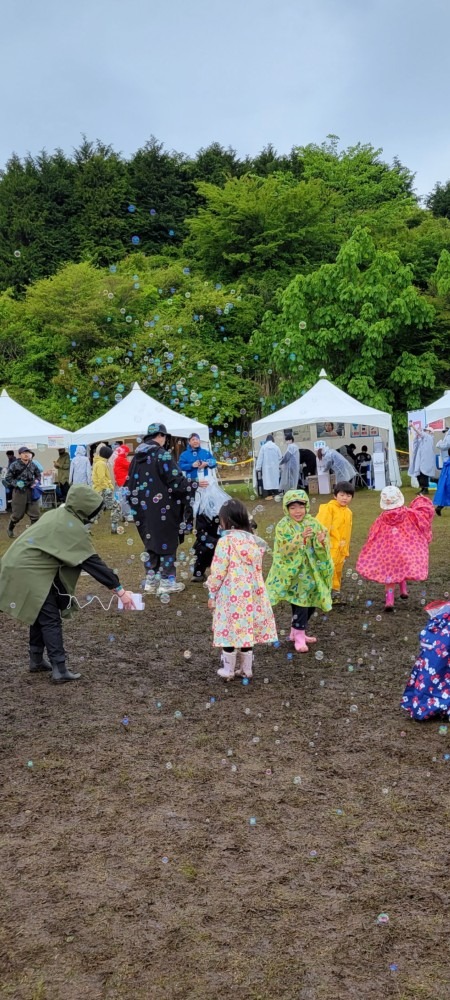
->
[266, 489, 333, 653]
[0, 485, 135, 684]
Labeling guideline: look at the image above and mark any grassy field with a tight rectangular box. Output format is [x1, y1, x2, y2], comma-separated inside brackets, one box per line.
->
[0, 486, 449, 1000]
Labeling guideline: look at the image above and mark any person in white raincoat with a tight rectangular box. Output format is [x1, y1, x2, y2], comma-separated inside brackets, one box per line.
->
[436, 428, 450, 465]
[408, 424, 438, 493]
[315, 445, 355, 484]
[279, 436, 300, 493]
[256, 435, 282, 498]
[69, 446, 92, 486]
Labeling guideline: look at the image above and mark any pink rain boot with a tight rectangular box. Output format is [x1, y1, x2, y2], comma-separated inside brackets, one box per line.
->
[305, 634, 317, 644]
[399, 580, 409, 601]
[293, 629, 309, 653]
[217, 650, 237, 681]
[289, 627, 296, 642]
[384, 587, 395, 613]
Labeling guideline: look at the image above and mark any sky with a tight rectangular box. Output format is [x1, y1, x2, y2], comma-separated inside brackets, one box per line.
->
[1, 0, 450, 198]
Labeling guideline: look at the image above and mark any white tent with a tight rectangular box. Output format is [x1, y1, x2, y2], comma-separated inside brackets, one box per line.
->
[71, 382, 209, 445]
[424, 389, 450, 424]
[0, 389, 70, 446]
[252, 372, 401, 486]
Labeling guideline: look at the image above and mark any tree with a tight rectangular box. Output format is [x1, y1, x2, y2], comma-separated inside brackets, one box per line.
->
[252, 227, 437, 426]
[426, 180, 450, 219]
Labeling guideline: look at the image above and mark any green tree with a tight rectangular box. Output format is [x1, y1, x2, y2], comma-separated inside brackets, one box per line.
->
[252, 227, 437, 425]
[426, 180, 450, 219]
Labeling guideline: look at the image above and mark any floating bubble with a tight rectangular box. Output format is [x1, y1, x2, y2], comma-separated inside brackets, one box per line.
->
[315, 650, 324, 661]
[127, 204, 136, 213]
[174, 710, 183, 719]
[249, 817, 257, 827]
[293, 775, 301, 785]
[10, 603, 16, 609]
[438, 725, 448, 735]
[183, 650, 192, 660]
[131, 235, 140, 245]
[121, 716, 129, 727]
[162, 856, 169, 864]
[376, 912, 390, 925]
[27, 760, 33, 768]
[299, 320, 307, 330]
[160, 593, 170, 604]
[309, 850, 317, 858]
[14, 249, 21, 258]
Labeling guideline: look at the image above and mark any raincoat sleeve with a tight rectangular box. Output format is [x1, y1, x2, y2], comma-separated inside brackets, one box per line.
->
[69, 460, 74, 485]
[159, 454, 196, 499]
[274, 519, 304, 557]
[207, 538, 230, 596]
[255, 449, 264, 473]
[407, 495, 435, 541]
[81, 555, 120, 589]
[178, 450, 193, 476]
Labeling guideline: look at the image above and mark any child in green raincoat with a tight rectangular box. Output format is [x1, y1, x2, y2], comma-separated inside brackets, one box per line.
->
[266, 489, 333, 653]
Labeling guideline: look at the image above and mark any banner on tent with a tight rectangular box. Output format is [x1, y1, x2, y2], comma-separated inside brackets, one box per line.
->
[0, 442, 15, 450]
[47, 436, 67, 448]
[350, 424, 380, 438]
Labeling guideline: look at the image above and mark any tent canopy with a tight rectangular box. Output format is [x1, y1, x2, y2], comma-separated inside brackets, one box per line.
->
[424, 389, 450, 424]
[0, 389, 70, 446]
[71, 382, 209, 445]
[251, 373, 401, 486]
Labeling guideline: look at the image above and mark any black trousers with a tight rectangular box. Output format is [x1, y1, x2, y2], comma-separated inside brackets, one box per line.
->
[147, 550, 177, 579]
[291, 605, 314, 630]
[417, 473, 429, 492]
[29, 585, 66, 662]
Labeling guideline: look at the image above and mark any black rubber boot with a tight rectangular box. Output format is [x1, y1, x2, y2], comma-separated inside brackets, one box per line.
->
[29, 646, 52, 673]
[435, 506, 442, 517]
[7, 521, 15, 538]
[50, 658, 81, 684]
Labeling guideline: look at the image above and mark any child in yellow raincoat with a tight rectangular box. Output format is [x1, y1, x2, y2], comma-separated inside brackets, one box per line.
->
[316, 481, 354, 600]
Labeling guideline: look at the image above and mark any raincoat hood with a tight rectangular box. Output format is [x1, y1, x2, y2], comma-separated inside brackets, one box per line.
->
[283, 489, 310, 515]
[75, 445, 86, 456]
[65, 485, 103, 523]
[116, 445, 130, 457]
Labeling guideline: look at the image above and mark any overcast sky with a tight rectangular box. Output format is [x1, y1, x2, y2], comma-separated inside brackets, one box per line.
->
[2, 0, 449, 197]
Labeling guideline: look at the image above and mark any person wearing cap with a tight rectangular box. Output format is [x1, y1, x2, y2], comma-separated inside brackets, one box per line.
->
[0, 485, 135, 683]
[127, 423, 206, 596]
[266, 489, 333, 652]
[356, 486, 435, 612]
[3, 447, 42, 538]
[408, 423, 438, 493]
[401, 598, 450, 720]
[178, 433, 217, 481]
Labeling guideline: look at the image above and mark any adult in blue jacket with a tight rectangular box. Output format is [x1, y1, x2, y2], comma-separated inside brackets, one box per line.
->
[178, 433, 217, 480]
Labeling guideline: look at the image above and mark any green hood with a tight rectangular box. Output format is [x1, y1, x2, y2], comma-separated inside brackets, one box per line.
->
[65, 484, 104, 523]
[282, 489, 310, 516]
[265, 488, 333, 612]
[0, 485, 100, 626]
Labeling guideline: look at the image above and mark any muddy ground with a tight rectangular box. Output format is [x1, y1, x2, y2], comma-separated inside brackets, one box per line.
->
[1, 486, 449, 1000]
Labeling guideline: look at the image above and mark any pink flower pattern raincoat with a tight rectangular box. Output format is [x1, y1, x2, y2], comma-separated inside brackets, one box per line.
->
[208, 530, 277, 648]
[356, 495, 434, 584]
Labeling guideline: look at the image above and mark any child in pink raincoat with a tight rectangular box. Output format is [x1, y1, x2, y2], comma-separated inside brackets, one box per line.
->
[356, 486, 434, 612]
[207, 499, 277, 682]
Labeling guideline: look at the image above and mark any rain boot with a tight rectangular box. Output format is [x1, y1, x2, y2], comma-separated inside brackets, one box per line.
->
[384, 586, 395, 613]
[305, 633, 317, 644]
[50, 658, 81, 684]
[289, 627, 296, 642]
[29, 646, 52, 673]
[435, 506, 442, 517]
[7, 520, 14, 538]
[293, 629, 309, 653]
[217, 650, 236, 681]
[236, 650, 253, 679]
[399, 580, 409, 600]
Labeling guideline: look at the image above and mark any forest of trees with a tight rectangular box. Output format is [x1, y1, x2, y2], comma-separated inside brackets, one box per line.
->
[1, 134, 450, 440]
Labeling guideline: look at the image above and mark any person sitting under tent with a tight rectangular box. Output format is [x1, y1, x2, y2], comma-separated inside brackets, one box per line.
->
[255, 435, 282, 499]
[355, 445, 372, 486]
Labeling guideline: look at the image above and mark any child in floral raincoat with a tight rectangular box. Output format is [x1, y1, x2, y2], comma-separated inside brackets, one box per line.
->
[266, 489, 333, 653]
[356, 487, 434, 612]
[401, 599, 450, 720]
[207, 499, 277, 682]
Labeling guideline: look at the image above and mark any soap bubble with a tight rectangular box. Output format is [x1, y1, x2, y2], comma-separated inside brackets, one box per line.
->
[131, 235, 140, 245]
[14, 249, 21, 258]
[162, 856, 169, 864]
[160, 593, 170, 604]
[10, 603, 16, 609]
[299, 320, 307, 329]
[376, 912, 390, 925]
[174, 710, 183, 719]
[183, 650, 192, 660]
[249, 817, 257, 827]
[293, 775, 301, 785]
[315, 650, 324, 660]
[376, 615, 382, 621]
[127, 204, 136, 213]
